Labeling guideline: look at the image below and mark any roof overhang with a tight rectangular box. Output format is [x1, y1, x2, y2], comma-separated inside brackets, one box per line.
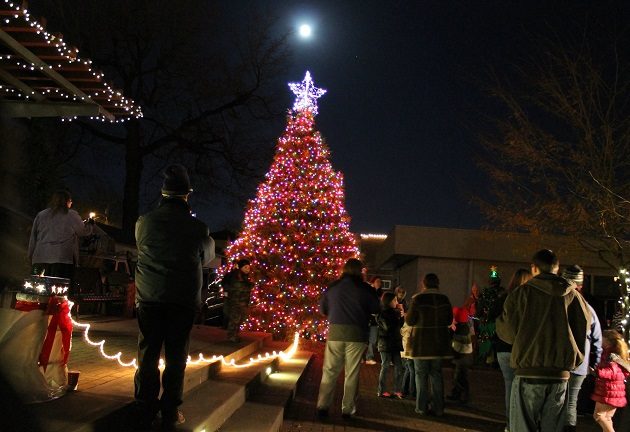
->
[0, 1, 141, 122]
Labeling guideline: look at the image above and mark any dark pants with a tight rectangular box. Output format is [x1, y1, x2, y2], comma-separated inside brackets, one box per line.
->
[450, 354, 473, 401]
[226, 301, 247, 339]
[134, 302, 195, 418]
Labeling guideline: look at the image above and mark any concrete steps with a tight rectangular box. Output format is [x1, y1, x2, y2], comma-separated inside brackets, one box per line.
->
[175, 350, 313, 432]
[30, 320, 313, 432]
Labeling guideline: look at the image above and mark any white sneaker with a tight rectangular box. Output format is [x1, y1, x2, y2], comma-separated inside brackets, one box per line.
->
[365, 359, 377, 365]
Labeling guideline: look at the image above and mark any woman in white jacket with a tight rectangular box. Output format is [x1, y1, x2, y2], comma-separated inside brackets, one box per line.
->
[28, 190, 93, 279]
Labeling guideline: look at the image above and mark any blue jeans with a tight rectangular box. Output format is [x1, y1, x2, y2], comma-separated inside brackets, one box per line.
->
[365, 326, 378, 360]
[401, 358, 416, 396]
[414, 358, 444, 414]
[497, 351, 515, 427]
[378, 351, 403, 394]
[510, 376, 568, 432]
[566, 374, 586, 427]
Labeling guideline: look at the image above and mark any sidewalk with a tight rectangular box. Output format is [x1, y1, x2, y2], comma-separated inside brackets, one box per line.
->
[282, 345, 604, 432]
[7, 315, 620, 432]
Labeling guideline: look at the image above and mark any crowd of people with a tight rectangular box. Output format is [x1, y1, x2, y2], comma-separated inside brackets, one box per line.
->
[26, 172, 629, 431]
[317, 251, 630, 432]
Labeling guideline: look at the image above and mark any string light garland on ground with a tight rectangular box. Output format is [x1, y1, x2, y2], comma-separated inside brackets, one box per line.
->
[221, 71, 359, 341]
[69, 309, 299, 369]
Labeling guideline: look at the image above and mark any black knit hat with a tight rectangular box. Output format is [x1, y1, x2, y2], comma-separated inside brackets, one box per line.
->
[161, 164, 193, 196]
[562, 264, 584, 285]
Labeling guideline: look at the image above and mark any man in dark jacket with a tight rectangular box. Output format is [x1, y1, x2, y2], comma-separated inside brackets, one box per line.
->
[404, 273, 453, 416]
[133, 164, 215, 430]
[316, 258, 380, 419]
[496, 249, 590, 432]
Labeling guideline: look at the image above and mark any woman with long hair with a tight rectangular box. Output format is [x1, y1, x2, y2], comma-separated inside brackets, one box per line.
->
[591, 330, 630, 432]
[28, 190, 93, 280]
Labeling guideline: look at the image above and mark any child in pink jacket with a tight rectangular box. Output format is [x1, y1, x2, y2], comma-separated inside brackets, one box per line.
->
[591, 330, 630, 432]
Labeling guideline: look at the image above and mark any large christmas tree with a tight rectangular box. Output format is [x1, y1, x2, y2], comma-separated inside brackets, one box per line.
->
[222, 72, 358, 340]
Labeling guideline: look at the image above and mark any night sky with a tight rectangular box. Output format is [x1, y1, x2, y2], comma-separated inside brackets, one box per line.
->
[23, 1, 626, 235]
[223, 0, 626, 234]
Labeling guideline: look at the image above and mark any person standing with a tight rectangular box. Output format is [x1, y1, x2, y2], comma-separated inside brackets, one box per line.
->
[562, 265, 603, 432]
[133, 164, 215, 430]
[28, 190, 94, 279]
[376, 292, 404, 398]
[496, 249, 590, 432]
[404, 273, 453, 417]
[447, 306, 474, 404]
[365, 276, 383, 365]
[394, 286, 408, 312]
[491, 268, 532, 432]
[223, 259, 253, 343]
[316, 258, 380, 419]
[591, 330, 630, 432]
[396, 286, 415, 399]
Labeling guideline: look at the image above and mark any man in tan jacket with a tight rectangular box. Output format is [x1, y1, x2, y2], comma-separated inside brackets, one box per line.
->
[496, 249, 590, 432]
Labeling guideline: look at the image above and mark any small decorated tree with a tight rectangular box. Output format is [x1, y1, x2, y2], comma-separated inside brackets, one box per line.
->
[222, 72, 358, 340]
[477, 266, 502, 363]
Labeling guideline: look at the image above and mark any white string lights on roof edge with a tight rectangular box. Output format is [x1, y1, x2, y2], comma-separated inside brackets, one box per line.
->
[360, 233, 388, 240]
[68, 303, 300, 369]
[1, 0, 143, 122]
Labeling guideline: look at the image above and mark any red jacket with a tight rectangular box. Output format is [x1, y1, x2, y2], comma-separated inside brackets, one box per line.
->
[591, 350, 630, 408]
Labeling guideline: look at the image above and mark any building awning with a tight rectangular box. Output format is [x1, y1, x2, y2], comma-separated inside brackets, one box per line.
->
[0, 0, 142, 122]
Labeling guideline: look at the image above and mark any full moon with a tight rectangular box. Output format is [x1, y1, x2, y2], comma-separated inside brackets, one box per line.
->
[299, 24, 312, 38]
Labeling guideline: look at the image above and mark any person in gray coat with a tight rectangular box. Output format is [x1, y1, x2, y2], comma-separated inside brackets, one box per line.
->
[133, 164, 215, 430]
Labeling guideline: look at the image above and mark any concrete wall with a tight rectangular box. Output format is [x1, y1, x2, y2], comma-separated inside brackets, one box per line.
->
[364, 225, 618, 311]
[398, 258, 421, 297]
[375, 225, 614, 275]
[417, 257, 470, 306]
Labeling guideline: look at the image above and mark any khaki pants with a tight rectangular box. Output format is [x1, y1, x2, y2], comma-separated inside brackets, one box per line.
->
[317, 340, 366, 415]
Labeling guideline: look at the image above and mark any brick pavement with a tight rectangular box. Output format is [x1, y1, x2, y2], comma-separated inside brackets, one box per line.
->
[30, 316, 621, 431]
[282, 343, 603, 432]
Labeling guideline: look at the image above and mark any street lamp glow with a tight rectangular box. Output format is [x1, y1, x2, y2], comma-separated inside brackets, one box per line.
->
[298, 24, 312, 38]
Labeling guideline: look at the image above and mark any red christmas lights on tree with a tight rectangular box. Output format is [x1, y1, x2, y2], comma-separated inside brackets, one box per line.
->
[222, 72, 358, 340]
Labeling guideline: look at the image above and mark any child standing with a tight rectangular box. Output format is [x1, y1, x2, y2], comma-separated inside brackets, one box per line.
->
[447, 306, 474, 404]
[591, 330, 630, 432]
[376, 292, 404, 398]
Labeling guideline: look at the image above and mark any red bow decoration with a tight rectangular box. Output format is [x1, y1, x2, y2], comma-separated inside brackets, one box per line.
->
[38, 296, 72, 371]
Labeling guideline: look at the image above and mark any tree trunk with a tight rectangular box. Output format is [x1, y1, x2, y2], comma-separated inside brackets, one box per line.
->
[121, 121, 142, 243]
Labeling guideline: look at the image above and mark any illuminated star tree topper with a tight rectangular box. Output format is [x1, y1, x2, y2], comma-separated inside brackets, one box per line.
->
[288, 71, 327, 115]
